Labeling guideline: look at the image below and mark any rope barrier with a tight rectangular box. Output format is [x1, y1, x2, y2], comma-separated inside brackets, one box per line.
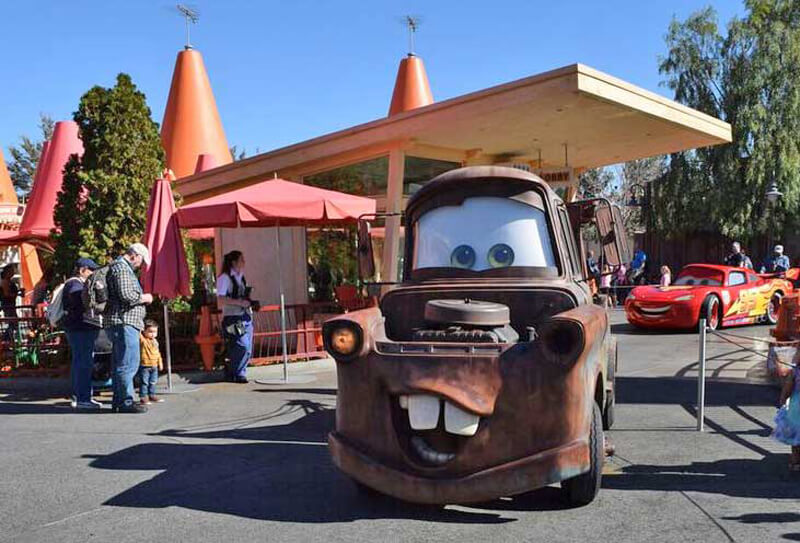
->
[706, 328, 797, 368]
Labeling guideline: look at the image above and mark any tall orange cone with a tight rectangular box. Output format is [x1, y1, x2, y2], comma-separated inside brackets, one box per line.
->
[388, 54, 434, 116]
[0, 149, 42, 293]
[0, 148, 18, 204]
[161, 48, 232, 179]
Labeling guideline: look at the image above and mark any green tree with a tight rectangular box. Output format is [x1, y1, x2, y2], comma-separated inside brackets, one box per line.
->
[6, 114, 54, 196]
[52, 74, 164, 278]
[618, 156, 666, 232]
[578, 167, 615, 199]
[654, 1, 800, 247]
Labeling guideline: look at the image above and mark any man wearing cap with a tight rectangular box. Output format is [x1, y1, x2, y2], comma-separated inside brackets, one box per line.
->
[766, 245, 791, 273]
[63, 257, 102, 410]
[106, 243, 154, 413]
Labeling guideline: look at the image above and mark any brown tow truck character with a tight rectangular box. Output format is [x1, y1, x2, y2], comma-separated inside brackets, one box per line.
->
[324, 166, 627, 506]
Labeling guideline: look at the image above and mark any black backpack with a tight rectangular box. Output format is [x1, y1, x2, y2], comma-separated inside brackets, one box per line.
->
[82, 265, 110, 328]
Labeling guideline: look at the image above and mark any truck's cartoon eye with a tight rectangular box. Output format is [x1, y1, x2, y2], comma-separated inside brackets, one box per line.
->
[488, 243, 515, 268]
[450, 245, 476, 269]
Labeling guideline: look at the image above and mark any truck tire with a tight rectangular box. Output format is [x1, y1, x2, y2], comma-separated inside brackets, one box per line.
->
[562, 402, 603, 506]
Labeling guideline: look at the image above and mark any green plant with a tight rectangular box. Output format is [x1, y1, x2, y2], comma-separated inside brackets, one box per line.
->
[52, 74, 165, 278]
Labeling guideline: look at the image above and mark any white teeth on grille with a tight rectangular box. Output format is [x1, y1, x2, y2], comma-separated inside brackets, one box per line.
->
[401, 394, 481, 436]
[411, 436, 455, 465]
[444, 402, 480, 436]
[407, 394, 440, 430]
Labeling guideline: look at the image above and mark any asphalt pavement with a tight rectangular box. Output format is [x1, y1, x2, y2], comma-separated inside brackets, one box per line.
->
[0, 310, 798, 543]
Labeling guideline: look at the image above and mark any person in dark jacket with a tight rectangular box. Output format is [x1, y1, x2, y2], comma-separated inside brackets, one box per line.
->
[63, 257, 102, 410]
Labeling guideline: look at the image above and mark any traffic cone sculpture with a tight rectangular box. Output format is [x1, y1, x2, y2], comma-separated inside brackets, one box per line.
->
[388, 54, 434, 116]
[161, 48, 232, 179]
[194, 304, 220, 371]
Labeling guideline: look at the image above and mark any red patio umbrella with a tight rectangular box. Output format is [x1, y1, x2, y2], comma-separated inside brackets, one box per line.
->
[176, 178, 377, 381]
[142, 172, 191, 390]
[175, 178, 376, 228]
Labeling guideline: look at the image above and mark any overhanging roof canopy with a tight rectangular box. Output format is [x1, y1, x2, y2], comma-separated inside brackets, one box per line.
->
[177, 63, 732, 202]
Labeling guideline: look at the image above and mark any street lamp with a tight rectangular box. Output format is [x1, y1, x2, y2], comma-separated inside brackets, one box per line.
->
[627, 183, 647, 207]
[765, 181, 783, 257]
[766, 181, 783, 204]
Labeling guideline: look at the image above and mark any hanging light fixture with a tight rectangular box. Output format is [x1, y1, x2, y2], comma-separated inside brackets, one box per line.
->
[766, 181, 783, 204]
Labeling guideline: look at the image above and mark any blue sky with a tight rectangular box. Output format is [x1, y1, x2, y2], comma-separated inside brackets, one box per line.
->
[1, 1, 744, 158]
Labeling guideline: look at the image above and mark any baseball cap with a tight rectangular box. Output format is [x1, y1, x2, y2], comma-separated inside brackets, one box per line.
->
[75, 257, 100, 271]
[129, 243, 151, 267]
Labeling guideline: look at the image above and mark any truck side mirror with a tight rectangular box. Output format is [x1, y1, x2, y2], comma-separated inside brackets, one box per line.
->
[595, 203, 631, 266]
[357, 220, 376, 279]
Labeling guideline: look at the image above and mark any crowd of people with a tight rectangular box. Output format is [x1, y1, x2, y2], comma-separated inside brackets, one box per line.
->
[724, 241, 791, 273]
[53, 244, 255, 413]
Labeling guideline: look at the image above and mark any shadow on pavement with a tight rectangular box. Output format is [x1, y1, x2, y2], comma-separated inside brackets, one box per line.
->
[0, 401, 75, 414]
[87, 400, 515, 524]
[604, 456, 800, 500]
[616, 376, 777, 406]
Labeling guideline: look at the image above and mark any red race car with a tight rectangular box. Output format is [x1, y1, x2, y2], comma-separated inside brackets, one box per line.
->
[625, 264, 794, 330]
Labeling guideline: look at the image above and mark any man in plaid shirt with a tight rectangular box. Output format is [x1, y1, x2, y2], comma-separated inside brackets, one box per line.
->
[105, 243, 154, 413]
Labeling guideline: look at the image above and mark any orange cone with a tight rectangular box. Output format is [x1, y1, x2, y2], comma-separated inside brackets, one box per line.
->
[388, 54, 434, 116]
[161, 48, 232, 179]
[194, 305, 220, 371]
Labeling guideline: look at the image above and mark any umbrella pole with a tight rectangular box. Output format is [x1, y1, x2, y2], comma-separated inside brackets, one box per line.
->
[276, 224, 289, 382]
[164, 302, 173, 391]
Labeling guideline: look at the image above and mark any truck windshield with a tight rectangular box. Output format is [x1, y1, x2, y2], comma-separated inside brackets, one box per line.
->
[412, 196, 557, 272]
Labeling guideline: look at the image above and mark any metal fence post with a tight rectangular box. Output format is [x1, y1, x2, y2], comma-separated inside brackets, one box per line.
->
[697, 318, 707, 431]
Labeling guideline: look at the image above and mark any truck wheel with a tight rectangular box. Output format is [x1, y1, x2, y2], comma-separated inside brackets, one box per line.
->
[562, 402, 603, 506]
[352, 479, 385, 499]
[602, 346, 616, 430]
[700, 295, 721, 331]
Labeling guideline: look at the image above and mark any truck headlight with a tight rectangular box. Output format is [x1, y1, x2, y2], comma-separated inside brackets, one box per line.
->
[323, 321, 363, 361]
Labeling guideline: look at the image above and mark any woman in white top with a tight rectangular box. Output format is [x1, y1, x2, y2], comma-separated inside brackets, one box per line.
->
[216, 251, 253, 383]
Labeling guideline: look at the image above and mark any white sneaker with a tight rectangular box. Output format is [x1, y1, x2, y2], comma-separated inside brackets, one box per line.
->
[75, 401, 102, 410]
[70, 395, 77, 408]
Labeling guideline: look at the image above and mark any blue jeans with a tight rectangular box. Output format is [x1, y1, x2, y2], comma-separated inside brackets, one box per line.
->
[66, 329, 99, 403]
[222, 315, 253, 378]
[108, 325, 141, 408]
[138, 366, 158, 398]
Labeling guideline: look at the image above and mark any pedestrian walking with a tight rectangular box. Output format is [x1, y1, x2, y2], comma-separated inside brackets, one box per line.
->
[138, 319, 164, 405]
[217, 250, 255, 383]
[106, 243, 153, 413]
[772, 361, 800, 471]
[63, 257, 102, 410]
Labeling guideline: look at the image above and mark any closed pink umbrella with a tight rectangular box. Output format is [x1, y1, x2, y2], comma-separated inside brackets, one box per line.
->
[142, 171, 191, 390]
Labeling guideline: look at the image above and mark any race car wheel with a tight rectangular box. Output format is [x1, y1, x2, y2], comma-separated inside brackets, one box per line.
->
[700, 295, 721, 331]
[767, 292, 783, 325]
[562, 402, 603, 506]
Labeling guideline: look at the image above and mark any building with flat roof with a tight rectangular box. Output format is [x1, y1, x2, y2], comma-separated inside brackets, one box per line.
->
[173, 54, 732, 305]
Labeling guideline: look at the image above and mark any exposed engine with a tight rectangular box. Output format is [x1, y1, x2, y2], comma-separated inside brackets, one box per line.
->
[411, 299, 520, 344]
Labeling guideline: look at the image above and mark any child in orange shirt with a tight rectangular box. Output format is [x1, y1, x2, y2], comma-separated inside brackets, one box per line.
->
[139, 320, 164, 405]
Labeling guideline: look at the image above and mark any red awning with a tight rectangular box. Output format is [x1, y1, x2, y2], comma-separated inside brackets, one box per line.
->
[175, 179, 376, 228]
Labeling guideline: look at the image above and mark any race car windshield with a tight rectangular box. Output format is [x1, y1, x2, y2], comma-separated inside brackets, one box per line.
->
[674, 267, 724, 286]
[412, 196, 557, 272]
